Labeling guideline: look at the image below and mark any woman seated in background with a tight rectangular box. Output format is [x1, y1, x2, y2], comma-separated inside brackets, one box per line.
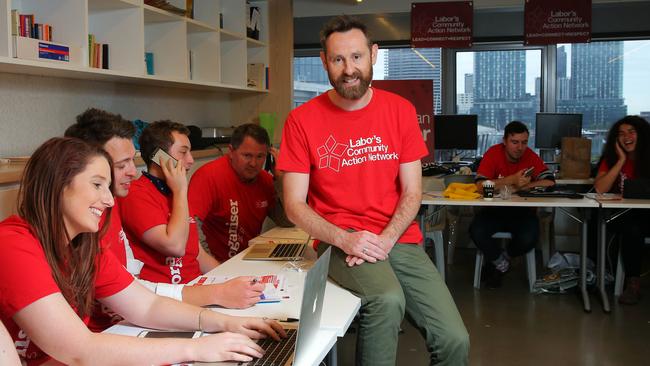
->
[594, 115, 650, 305]
[0, 137, 284, 365]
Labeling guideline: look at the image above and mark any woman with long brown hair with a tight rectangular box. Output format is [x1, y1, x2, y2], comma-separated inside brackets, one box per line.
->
[0, 137, 284, 365]
[594, 115, 650, 304]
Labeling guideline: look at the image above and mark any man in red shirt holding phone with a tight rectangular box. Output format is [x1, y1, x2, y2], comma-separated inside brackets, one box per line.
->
[471, 121, 555, 288]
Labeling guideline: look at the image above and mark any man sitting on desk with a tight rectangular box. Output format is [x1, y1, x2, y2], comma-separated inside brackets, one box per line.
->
[279, 15, 469, 366]
[470, 120, 555, 288]
[188, 123, 292, 263]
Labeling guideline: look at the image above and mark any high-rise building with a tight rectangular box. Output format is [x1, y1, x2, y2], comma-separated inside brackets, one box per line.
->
[471, 50, 537, 130]
[557, 46, 567, 79]
[384, 48, 442, 113]
[292, 57, 330, 107]
[556, 46, 572, 100]
[558, 42, 627, 129]
[464, 73, 474, 95]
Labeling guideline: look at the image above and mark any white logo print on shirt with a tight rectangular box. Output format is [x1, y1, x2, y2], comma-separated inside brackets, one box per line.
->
[317, 136, 348, 172]
[317, 134, 399, 171]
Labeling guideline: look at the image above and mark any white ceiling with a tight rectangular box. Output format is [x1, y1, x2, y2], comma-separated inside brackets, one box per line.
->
[293, 0, 649, 18]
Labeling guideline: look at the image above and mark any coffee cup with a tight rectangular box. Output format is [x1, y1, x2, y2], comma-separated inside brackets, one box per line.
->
[482, 180, 495, 200]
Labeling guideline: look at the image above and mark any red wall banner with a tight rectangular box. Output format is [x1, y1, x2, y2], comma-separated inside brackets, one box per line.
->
[525, 0, 591, 45]
[372, 80, 435, 163]
[411, 1, 473, 49]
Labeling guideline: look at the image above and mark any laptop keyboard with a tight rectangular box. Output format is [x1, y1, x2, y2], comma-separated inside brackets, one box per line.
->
[518, 190, 582, 199]
[270, 244, 303, 258]
[246, 329, 297, 366]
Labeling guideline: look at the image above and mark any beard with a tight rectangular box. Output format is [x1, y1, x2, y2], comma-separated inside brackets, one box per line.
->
[328, 66, 373, 100]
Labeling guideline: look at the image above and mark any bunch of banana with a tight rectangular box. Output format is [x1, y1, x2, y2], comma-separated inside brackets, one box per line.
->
[443, 182, 481, 200]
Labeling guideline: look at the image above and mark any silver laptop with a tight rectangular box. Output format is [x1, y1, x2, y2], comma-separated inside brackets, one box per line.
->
[243, 237, 309, 261]
[202, 247, 331, 366]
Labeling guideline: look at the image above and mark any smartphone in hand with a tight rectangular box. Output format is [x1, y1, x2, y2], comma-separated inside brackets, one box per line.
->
[151, 147, 178, 168]
[523, 166, 534, 177]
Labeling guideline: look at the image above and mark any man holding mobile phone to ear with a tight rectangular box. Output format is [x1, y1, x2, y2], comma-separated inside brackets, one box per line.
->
[118, 121, 266, 307]
[470, 121, 555, 288]
[65, 111, 267, 332]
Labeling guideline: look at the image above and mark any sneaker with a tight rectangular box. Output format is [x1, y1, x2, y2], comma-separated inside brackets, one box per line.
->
[618, 277, 641, 305]
[482, 263, 503, 289]
[493, 253, 510, 273]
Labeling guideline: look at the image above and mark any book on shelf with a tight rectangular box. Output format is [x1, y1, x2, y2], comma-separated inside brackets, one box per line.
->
[145, 52, 155, 75]
[88, 34, 109, 69]
[102, 44, 109, 70]
[12, 36, 81, 64]
[13, 11, 52, 41]
[11, 10, 19, 36]
[247, 63, 265, 89]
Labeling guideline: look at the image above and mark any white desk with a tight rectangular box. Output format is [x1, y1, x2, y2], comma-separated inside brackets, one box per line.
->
[596, 197, 650, 312]
[422, 192, 600, 312]
[196, 238, 361, 337]
[105, 227, 360, 366]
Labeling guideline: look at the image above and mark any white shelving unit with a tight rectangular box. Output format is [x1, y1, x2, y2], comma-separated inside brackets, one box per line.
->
[0, 0, 269, 92]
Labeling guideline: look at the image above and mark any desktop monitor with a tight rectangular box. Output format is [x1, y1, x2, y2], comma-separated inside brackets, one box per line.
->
[433, 114, 478, 150]
[535, 113, 582, 149]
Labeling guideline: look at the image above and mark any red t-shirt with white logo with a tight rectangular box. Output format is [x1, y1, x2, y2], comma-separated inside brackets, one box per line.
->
[277, 88, 428, 244]
[598, 158, 636, 193]
[476, 143, 553, 182]
[189, 156, 275, 262]
[0, 216, 133, 365]
[120, 175, 202, 284]
[88, 202, 129, 332]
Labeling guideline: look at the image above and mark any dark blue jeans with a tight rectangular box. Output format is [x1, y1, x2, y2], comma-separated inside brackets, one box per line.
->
[469, 207, 539, 262]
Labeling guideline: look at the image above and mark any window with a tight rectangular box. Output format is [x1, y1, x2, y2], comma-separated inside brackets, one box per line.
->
[556, 40, 650, 158]
[455, 48, 542, 156]
[293, 48, 442, 110]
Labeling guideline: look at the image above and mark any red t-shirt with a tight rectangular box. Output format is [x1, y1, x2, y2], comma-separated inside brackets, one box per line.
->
[476, 144, 553, 182]
[277, 88, 428, 244]
[189, 156, 276, 262]
[88, 203, 129, 332]
[598, 158, 636, 193]
[119, 175, 202, 284]
[0, 216, 133, 365]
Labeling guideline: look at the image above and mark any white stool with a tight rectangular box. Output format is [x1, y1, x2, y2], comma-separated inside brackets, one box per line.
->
[473, 232, 537, 292]
[425, 230, 446, 282]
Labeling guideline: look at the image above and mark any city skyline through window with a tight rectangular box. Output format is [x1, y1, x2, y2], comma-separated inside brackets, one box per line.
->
[293, 40, 650, 160]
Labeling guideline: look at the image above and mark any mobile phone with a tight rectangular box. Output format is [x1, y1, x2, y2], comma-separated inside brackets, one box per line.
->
[151, 147, 178, 168]
[523, 167, 534, 177]
[137, 330, 201, 339]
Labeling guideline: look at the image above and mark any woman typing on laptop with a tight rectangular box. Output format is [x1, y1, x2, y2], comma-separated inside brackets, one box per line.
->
[594, 115, 650, 305]
[0, 138, 285, 365]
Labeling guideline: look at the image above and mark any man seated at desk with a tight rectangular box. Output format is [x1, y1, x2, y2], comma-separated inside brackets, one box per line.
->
[188, 123, 292, 263]
[118, 120, 265, 310]
[470, 121, 555, 288]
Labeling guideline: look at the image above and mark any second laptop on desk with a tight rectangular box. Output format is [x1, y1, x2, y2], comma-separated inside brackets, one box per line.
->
[517, 186, 582, 199]
[243, 235, 310, 261]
